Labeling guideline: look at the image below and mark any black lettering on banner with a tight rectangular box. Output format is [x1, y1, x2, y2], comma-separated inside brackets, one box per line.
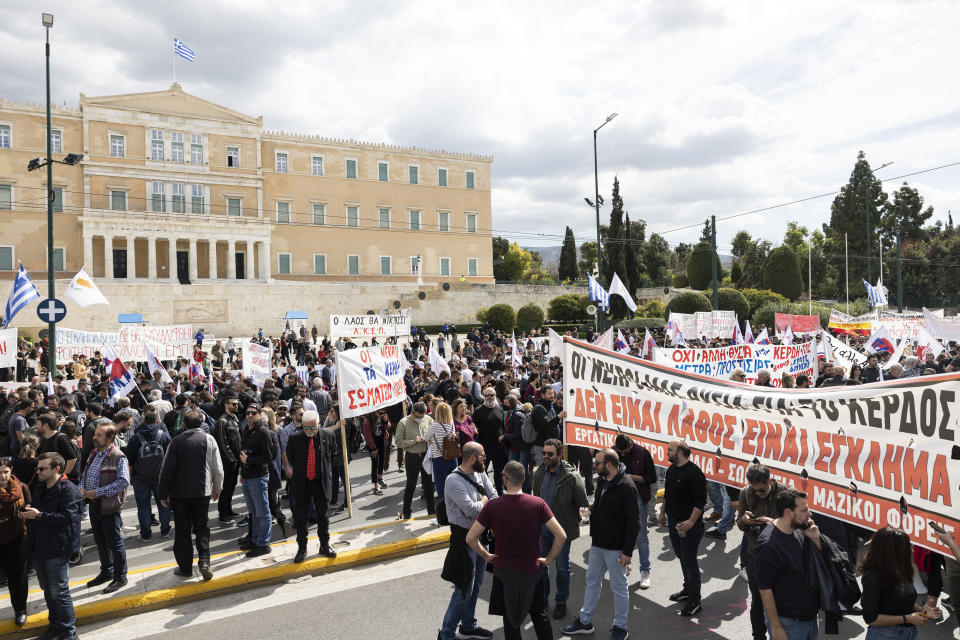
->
[571, 352, 586, 380]
[901, 393, 917, 434]
[882, 394, 900, 431]
[920, 389, 937, 438]
[864, 398, 882, 429]
[939, 390, 955, 442]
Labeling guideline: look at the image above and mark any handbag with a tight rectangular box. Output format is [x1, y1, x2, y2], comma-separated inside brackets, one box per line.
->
[442, 425, 461, 461]
[437, 471, 489, 527]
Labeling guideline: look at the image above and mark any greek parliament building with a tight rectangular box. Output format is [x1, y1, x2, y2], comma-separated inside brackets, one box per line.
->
[0, 84, 498, 334]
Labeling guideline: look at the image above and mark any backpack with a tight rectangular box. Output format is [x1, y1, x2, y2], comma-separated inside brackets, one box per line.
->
[135, 431, 165, 485]
[436, 470, 487, 526]
[520, 410, 537, 444]
[171, 410, 186, 437]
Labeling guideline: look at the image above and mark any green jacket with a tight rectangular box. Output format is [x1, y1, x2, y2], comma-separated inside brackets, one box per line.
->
[394, 414, 433, 455]
[532, 460, 589, 542]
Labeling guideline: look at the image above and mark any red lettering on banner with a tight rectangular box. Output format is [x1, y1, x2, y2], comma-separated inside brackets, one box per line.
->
[931, 456, 951, 506]
[781, 427, 800, 465]
[611, 394, 624, 426]
[903, 449, 928, 500]
[843, 436, 865, 482]
[883, 444, 903, 493]
[694, 411, 710, 443]
[574, 389, 587, 419]
[642, 401, 660, 433]
[862, 440, 883, 489]
[742, 419, 758, 456]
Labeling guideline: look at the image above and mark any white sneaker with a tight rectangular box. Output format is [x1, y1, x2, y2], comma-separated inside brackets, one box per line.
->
[639, 571, 651, 589]
[738, 566, 749, 582]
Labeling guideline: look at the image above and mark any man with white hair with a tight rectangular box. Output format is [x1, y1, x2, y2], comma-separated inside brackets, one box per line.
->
[285, 409, 337, 562]
[147, 389, 173, 420]
[755, 369, 773, 387]
[307, 377, 333, 424]
[900, 356, 920, 378]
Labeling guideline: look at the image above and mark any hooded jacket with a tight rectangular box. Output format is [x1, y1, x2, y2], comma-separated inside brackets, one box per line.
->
[532, 460, 589, 542]
[27, 473, 82, 560]
[588, 462, 641, 556]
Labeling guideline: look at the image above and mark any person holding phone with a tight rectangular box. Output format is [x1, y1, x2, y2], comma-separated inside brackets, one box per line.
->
[736, 464, 782, 640]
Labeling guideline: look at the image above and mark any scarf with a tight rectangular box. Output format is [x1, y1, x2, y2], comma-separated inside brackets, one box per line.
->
[0, 475, 25, 505]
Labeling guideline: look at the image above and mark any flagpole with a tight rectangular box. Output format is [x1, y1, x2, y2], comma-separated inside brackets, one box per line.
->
[844, 232, 849, 314]
[173, 44, 176, 83]
[808, 243, 812, 315]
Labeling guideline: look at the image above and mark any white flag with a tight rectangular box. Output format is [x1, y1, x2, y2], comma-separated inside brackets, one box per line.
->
[64, 268, 109, 307]
[592, 327, 613, 351]
[781, 326, 794, 345]
[142, 342, 173, 384]
[429, 343, 450, 375]
[608, 273, 637, 312]
[510, 332, 523, 373]
[548, 328, 564, 360]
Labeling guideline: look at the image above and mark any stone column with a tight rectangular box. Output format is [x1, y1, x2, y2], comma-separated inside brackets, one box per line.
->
[261, 240, 272, 281]
[226, 239, 236, 280]
[188, 239, 198, 282]
[83, 233, 93, 271]
[104, 234, 114, 279]
[244, 242, 253, 280]
[208, 240, 218, 280]
[168, 237, 177, 281]
[147, 235, 157, 279]
[126, 236, 136, 279]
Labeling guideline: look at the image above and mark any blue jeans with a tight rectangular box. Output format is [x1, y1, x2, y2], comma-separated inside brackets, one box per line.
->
[635, 499, 650, 572]
[133, 476, 171, 538]
[241, 475, 271, 547]
[90, 501, 127, 579]
[865, 626, 919, 640]
[540, 525, 572, 605]
[432, 457, 457, 501]
[708, 481, 734, 533]
[34, 555, 76, 637]
[764, 613, 819, 640]
[507, 447, 532, 493]
[578, 546, 630, 630]
[440, 546, 487, 640]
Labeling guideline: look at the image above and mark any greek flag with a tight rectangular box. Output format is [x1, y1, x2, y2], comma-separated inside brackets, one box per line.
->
[588, 274, 610, 311]
[2, 264, 40, 328]
[174, 38, 195, 62]
[863, 278, 888, 307]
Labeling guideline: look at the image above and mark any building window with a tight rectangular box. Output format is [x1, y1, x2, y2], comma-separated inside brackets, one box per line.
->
[314, 255, 326, 275]
[409, 210, 421, 231]
[378, 162, 388, 182]
[0, 185, 9, 210]
[171, 132, 184, 162]
[347, 255, 359, 275]
[346, 159, 357, 179]
[437, 211, 449, 232]
[110, 190, 126, 211]
[278, 253, 291, 275]
[0, 246, 12, 270]
[50, 129, 62, 154]
[438, 168, 447, 187]
[409, 165, 419, 184]
[52, 247, 65, 272]
[172, 183, 186, 213]
[440, 257, 451, 276]
[276, 152, 288, 174]
[466, 171, 475, 189]
[346, 206, 359, 227]
[410, 256, 419, 275]
[379, 208, 390, 229]
[312, 203, 326, 225]
[311, 156, 324, 176]
[226, 146, 239, 168]
[110, 134, 125, 158]
[380, 256, 392, 275]
[152, 182, 165, 212]
[191, 184, 204, 213]
[468, 258, 478, 277]
[151, 129, 164, 160]
[0, 125, 9, 148]
[191, 134, 203, 164]
[227, 197, 241, 216]
[277, 201, 290, 223]
[51, 187, 63, 213]
[466, 213, 477, 233]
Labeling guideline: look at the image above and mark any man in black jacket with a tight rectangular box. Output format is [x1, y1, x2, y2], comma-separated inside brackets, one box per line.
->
[238, 403, 277, 557]
[158, 410, 223, 580]
[285, 409, 337, 562]
[472, 390, 506, 496]
[615, 433, 657, 590]
[561, 449, 639, 640]
[531, 386, 566, 465]
[214, 391, 242, 523]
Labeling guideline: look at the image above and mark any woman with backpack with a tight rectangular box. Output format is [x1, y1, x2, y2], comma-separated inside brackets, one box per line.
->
[425, 402, 458, 501]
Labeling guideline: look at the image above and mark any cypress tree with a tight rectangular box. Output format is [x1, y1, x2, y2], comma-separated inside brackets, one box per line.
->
[558, 226, 578, 281]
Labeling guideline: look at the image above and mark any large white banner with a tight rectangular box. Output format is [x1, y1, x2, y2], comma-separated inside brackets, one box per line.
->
[924, 308, 960, 342]
[822, 331, 867, 372]
[874, 312, 926, 341]
[336, 343, 407, 418]
[55, 325, 193, 365]
[329, 314, 411, 342]
[653, 342, 815, 386]
[241, 342, 273, 386]
[563, 337, 960, 553]
[0, 328, 16, 368]
[668, 310, 737, 340]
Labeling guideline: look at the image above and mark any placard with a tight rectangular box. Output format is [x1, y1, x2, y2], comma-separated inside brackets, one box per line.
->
[336, 343, 408, 418]
[55, 325, 193, 365]
[329, 314, 411, 342]
[775, 313, 821, 336]
[653, 342, 815, 386]
[668, 310, 737, 340]
[241, 342, 273, 387]
[0, 328, 16, 368]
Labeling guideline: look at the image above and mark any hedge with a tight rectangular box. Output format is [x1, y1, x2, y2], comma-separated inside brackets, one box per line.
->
[516, 303, 546, 333]
[762, 246, 803, 300]
[485, 303, 516, 333]
[617, 318, 666, 331]
[664, 291, 713, 317]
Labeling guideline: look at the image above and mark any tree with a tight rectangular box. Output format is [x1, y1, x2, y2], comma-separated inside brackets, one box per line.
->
[500, 242, 532, 281]
[643, 234, 672, 287]
[686, 242, 723, 290]
[516, 303, 546, 333]
[739, 238, 771, 289]
[558, 227, 578, 281]
[699, 218, 713, 244]
[624, 213, 643, 297]
[731, 261, 742, 284]
[730, 231, 753, 261]
[762, 246, 803, 300]
[881, 182, 933, 245]
[485, 303, 516, 333]
[492, 236, 510, 281]
[673, 242, 692, 273]
[672, 273, 689, 288]
[782, 222, 826, 296]
[578, 241, 598, 279]
[716, 288, 749, 323]
[548, 294, 590, 322]
[602, 177, 630, 318]
[664, 292, 712, 317]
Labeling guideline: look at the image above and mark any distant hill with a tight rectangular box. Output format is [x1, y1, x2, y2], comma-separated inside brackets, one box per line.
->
[523, 245, 562, 272]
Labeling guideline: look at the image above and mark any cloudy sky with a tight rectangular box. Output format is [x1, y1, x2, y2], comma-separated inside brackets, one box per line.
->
[3, 1, 959, 252]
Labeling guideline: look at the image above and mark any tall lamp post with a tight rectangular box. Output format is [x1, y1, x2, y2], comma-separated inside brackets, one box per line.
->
[592, 112, 617, 331]
[865, 161, 893, 284]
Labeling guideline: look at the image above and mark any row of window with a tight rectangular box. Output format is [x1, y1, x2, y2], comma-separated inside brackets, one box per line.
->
[150, 129, 204, 164]
[0, 124, 63, 152]
[276, 153, 475, 188]
[278, 253, 479, 277]
[0, 184, 63, 212]
[0, 246, 64, 271]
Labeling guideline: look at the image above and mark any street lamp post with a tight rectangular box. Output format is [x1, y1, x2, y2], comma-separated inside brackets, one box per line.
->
[43, 12, 55, 378]
[864, 161, 893, 285]
[593, 112, 617, 331]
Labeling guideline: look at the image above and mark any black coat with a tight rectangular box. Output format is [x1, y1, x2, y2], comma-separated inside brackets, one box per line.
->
[27, 474, 82, 560]
[286, 429, 335, 502]
[589, 465, 641, 556]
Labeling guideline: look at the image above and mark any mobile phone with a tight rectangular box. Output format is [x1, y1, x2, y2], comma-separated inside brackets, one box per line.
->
[929, 521, 947, 535]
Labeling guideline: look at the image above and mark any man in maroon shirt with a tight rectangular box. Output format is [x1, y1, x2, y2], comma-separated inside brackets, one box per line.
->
[467, 460, 566, 640]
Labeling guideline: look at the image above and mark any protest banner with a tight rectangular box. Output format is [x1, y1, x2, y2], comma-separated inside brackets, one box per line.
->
[873, 312, 926, 341]
[668, 310, 737, 340]
[924, 308, 960, 342]
[55, 325, 193, 365]
[241, 342, 272, 387]
[821, 331, 866, 373]
[828, 309, 874, 336]
[336, 343, 408, 418]
[652, 342, 815, 386]
[329, 314, 411, 342]
[775, 313, 821, 336]
[563, 336, 960, 552]
[0, 328, 16, 368]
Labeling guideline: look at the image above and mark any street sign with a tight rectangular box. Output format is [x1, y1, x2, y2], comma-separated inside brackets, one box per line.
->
[36, 298, 67, 324]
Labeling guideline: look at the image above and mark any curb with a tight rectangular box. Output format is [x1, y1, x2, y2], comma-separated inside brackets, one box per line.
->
[2, 528, 450, 638]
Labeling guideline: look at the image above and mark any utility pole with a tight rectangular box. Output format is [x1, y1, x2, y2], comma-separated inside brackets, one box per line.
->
[710, 215, 718, 310]
[44, 14, 56, 377]
[896, 232, 902, 313]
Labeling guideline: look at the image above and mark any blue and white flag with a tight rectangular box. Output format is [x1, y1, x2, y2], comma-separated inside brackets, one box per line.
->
[2, 264, 40, 328]
[587, 274, 610, 311]
[863, 278, 888, 308]
[174, 38, 195, 62]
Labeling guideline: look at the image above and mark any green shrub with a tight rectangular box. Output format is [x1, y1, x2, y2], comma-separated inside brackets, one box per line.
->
[636, 299, 666, 318]
[740, 288, 788, 318]
[762, 246, 803, 300]
[516, 303, 545, 333]
[731, 262, 742, 284]
[686, 242, 724, 290]
[664, 291, 713, 317]
[672, 273, 689, 288]
[716, 288, 750, 322]
[548, 294, 590, 323]
[618, 318, 666, 331]
[485, 303, 516, 333]
[475, 308, 488, 323]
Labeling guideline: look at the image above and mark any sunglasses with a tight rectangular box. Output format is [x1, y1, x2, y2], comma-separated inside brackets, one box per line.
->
[37, 465, 51, 471]
[246, 411, 259, 415]
[541, 452, 557, 458]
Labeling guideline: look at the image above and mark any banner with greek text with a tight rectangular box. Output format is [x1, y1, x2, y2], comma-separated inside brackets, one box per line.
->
[336, 343, 408, 418]
[329, 314, 411, 342]
[667, 310, 737, 340]
[874, 312, 926, 341]
[0, 328, 16, 368]
[775, 313, 821, 336]
[924, 308, 960, 342]
[241, 342, 273, 387]
[822, 331, 867, 372]
[55, 325, 193, 365]
[652, 342, 815, 387]
[828, 310, 874, 335]
[563, 337, 960, 552]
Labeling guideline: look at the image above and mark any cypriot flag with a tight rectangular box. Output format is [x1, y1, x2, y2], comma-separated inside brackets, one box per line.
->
[64, 268, 109, 307]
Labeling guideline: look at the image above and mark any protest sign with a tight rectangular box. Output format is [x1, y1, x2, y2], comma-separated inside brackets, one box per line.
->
[775, 313, 821, 336]
[828, 310, 874, 335]
[336, 343, 408, 418]
[652, 342, 815, 386]
[924, 308, 960, 342]
[874, 312, 926, 341]
[55, 325, 193, 365]
[668, 311, 737, 340]
[563, 336, 960, 552]
[0, 328, 16, 368]
[329, 314, 411, 342]
[241, 342, 272, 387]
[821, 331, 866, 372]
